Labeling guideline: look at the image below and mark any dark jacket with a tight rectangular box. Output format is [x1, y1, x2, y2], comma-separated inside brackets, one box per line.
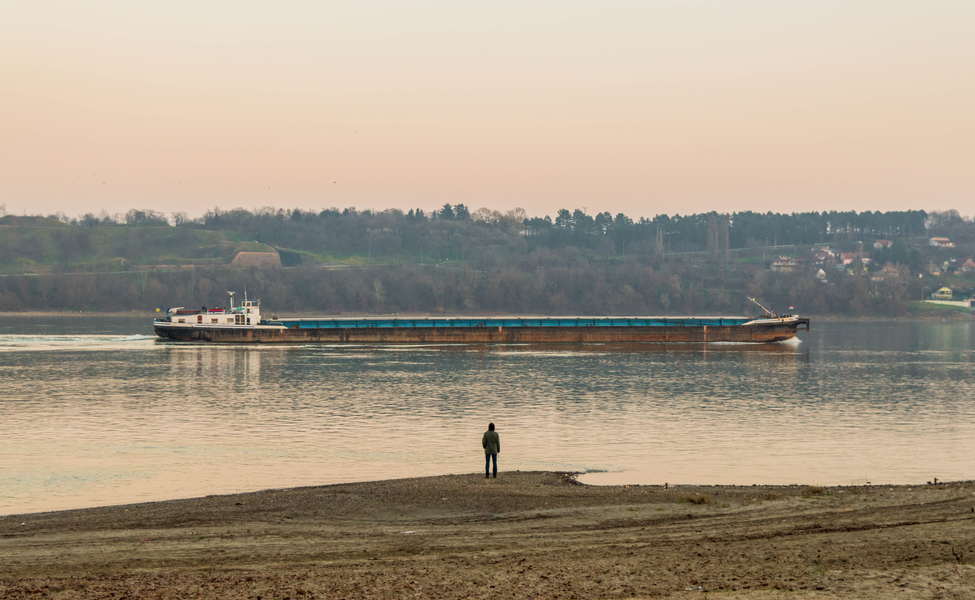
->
[482, 430, 500, 455]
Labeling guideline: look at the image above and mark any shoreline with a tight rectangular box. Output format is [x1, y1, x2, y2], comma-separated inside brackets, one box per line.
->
[0, 310, 153, 318]
[1, 473, 958, 519]
[6, 473, 965, 520]
[3, 471, 974, 598]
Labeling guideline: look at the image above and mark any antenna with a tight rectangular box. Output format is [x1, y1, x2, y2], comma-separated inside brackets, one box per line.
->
[227, 290, 236, 309]
[747, 297, 776, 318]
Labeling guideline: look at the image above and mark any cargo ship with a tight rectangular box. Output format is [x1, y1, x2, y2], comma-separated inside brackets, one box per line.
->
[153, 293, 809, 344]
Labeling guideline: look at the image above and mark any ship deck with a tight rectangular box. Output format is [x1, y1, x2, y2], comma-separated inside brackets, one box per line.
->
[267, 316, 757, 329]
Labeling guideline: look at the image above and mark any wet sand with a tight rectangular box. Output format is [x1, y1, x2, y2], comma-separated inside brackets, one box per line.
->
[2, 472, 974, 599]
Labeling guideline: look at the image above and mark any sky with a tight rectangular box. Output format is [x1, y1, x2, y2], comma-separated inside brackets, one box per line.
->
[2, 1, 973, 219]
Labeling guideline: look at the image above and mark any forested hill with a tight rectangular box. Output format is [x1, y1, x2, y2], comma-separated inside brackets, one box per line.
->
[0, 207, 972, 315]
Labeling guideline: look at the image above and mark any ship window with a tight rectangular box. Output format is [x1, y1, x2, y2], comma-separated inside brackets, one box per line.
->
[177, 318, 185, 323]
[197, 315, 203, 323]
[211, 318, 218, 323]
[227, 318, 234, 324]
[246, 318, 251, 325]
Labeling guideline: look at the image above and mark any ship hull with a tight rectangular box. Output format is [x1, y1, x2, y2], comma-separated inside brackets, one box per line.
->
[154, 320, 807, 344]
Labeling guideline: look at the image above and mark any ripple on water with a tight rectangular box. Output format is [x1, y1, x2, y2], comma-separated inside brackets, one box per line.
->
[0, 318, 973, 514]
[0, 334, 157, 352]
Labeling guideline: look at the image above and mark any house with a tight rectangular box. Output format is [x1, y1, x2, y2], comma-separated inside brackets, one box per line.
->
[871, 263, 901, 282]
[810, 248, 833, 264]
[958, 258, 975, 273]
[932, 287, 953, 300]
[815, 268, 828, 283]
[839, 252, 858, 266]
[873, 239, 894, 249]
[770, 256, 800, 272]
[231, 251, 282, 268]
[929, 237, 955, 248]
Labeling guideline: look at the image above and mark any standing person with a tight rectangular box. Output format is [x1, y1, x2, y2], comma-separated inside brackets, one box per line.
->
[482, 423, 500, 478]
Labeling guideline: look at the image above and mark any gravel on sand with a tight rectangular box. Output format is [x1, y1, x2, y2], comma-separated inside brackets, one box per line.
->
[2, 471, 975, 599]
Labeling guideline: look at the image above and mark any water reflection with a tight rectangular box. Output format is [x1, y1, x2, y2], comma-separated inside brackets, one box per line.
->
[0, 318, 972, 514]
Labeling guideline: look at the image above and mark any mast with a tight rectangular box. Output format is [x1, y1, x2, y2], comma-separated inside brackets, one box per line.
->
[747, 297, 776, 318]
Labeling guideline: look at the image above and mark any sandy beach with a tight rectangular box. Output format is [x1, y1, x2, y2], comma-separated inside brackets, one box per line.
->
[2, 472, 975, 599]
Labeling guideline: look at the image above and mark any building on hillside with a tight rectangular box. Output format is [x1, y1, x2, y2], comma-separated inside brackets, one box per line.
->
[960, 258, 975, 273]
[231, 251, 282, 268]
[871, 263, 902, 282]
[929, 237, 955, 248]
[931, 287, 953, 300]
[815, 268, 828, 283]
[873, 239, 894, 249]
[770, 256, 800, 272]
[810, 248, 834, 264]
[840, 252, 858, 266]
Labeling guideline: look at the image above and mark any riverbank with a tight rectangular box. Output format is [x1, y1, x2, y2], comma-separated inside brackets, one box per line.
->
[0, 310, 152, 318]
[2, 472, 974, 599]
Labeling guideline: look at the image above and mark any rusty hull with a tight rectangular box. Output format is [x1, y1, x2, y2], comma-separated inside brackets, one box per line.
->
[154, 323, 802, 344]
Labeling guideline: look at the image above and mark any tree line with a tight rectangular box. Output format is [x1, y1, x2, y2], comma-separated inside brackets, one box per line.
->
[0, 257, 915, 317]
[0, 207, 945, 268]
[0, 207, 971, 315]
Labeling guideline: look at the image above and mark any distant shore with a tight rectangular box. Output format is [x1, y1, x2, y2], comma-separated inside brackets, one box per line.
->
[0, 310, 153, 318]
[2, 472, 974, 599]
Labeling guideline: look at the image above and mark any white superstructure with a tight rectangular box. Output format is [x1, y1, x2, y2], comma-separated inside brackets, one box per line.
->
[154, 292, 278, 329]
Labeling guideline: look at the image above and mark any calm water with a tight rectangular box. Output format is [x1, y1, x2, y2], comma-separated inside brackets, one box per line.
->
[1, 316, 973, 515]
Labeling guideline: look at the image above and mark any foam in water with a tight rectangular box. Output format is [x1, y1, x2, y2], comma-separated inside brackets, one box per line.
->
[708, 336, 803, 346]
[0, 334, 156, 352]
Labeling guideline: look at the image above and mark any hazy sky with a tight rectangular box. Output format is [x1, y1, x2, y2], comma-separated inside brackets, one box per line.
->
[3, 1, 973, 218]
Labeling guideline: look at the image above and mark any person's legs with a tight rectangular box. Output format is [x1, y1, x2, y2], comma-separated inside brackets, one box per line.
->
[485, 453, 491, 478]
[491, 453, 498, 478]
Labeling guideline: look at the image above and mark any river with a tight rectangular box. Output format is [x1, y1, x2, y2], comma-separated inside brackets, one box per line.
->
[1, 316, 972, 515]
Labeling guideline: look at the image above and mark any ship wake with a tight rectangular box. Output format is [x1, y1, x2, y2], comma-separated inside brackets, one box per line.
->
[0, 334, 156, 352]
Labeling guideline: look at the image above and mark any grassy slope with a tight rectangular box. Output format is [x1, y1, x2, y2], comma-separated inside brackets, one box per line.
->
[907, 301, 973, 316]
[0, 225, 278, 273]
